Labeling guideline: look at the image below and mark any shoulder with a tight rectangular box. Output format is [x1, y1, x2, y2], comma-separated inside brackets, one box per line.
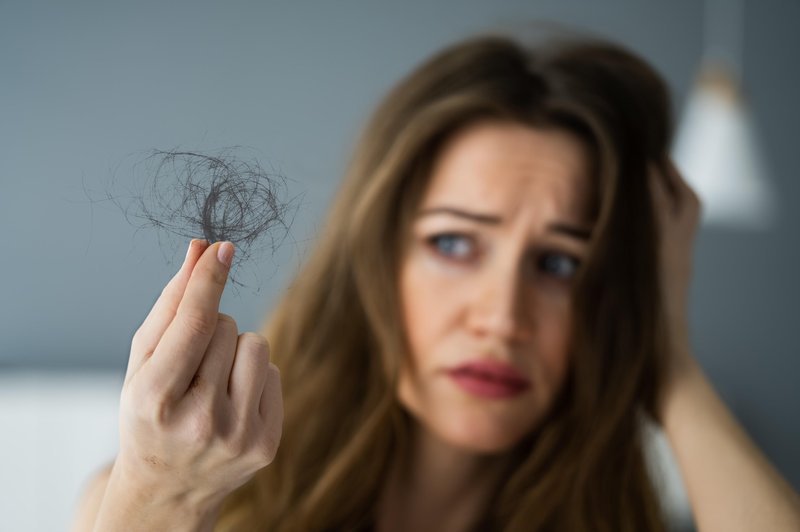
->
[70, 461, 114, 532]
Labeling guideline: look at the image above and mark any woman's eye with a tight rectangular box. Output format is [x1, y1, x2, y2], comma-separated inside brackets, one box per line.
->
[537, 252, 580, 280]
[426, 233, 476, 260]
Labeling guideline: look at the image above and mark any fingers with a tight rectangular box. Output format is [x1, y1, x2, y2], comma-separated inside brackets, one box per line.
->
[191, 313, 238, 401]
[650, 160, 701, 222]
[229, 333, 271, 418]
[666, 160, 702, 218]
[126, 239, 208, 384]
[144, 241, 235, 401]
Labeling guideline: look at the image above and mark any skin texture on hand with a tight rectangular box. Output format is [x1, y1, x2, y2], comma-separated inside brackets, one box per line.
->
[90, 240, 283, 532]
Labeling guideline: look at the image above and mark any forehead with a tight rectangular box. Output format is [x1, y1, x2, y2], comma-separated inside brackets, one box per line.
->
[420, 121, 592, 222]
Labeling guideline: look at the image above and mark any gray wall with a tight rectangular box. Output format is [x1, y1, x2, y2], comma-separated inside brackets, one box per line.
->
[1, 0, 798, 491]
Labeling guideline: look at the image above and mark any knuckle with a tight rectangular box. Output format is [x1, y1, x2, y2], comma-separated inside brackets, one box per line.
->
[211, 266, 229, 287]
[198, 260, 228, 287]
[222, 432, 249, 458]
[188, 411, 217, 443]
[158, 278, 181, 303]
[130, 329, 144, 352]
[138, 387, 172, 426]
[180, 311, 218, 337]
[239, 332, 270, 355]
[259, 433, 280, 464]
[151, 398, 172, 427]
[216, 313, 239, 334]
[130, 334, 155, 363]
[159, 281, 174, 299]
[132, 325, 144, 344]
[131, 325, 153, 351]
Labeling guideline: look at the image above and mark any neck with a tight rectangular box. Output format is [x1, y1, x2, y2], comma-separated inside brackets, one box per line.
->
[377, 422, 512, 532]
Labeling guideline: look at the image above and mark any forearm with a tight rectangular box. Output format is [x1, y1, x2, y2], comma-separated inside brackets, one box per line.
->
[92, 461, 223, 532]
[662, 357, 800, 531]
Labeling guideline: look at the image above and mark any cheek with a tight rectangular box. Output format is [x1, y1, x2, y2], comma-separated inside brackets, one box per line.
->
[398, 252, 461, 370]
[397, 252, 463, 414]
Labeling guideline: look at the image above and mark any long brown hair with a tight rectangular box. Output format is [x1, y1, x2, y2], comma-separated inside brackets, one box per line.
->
[215, 31, 673, 531]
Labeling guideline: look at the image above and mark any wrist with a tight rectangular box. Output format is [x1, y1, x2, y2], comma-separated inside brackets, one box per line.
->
[112, 454, 227, 508]
[97, 460, 224, 532]
[659, 354, 706, 429]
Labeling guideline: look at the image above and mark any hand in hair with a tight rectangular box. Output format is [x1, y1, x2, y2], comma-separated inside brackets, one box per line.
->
[650, 158, 702, 409]
[92, 239, 283, 531]
[652, 162, 800, 531]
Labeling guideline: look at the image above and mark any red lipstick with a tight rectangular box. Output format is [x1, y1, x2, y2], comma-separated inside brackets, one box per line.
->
[446, 360, 530, 399]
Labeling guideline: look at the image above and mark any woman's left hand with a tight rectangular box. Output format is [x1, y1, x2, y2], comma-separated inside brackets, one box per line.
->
[650, 159, 703, 416]
[650, 160, 800, 530]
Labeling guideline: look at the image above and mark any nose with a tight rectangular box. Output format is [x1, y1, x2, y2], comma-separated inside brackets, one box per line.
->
[466, 258, 532, 343]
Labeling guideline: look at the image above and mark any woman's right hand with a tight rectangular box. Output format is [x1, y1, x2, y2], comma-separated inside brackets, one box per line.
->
[112, 239, 283, 511]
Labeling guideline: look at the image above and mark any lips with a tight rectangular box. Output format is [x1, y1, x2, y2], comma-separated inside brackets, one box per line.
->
[446, 360, 530, 399]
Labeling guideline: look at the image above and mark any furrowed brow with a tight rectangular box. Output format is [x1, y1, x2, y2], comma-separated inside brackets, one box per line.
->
[548, 223, 592, 241]
[417, 206, 592, 241]
[417, 207, 501, 224]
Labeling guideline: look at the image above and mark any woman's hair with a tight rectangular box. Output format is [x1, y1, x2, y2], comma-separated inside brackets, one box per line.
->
[215, 30, 674, 532]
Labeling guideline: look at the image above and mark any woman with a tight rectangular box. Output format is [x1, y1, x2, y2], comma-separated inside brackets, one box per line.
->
[74, 33, 800, 531]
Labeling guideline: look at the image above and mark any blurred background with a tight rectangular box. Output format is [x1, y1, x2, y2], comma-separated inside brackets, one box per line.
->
[1, 1, 798, 530]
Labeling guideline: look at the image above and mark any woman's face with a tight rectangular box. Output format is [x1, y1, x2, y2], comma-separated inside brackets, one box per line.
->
[398, 120, 593, 454]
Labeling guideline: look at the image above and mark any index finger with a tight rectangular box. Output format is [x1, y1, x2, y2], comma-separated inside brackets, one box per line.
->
[144, 241, 235, 399]
[126, 239, 209, 384]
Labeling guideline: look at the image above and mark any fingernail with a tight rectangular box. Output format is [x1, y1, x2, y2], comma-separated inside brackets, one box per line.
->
[183, 240, 196, 265]
[217, 242, 234, 268]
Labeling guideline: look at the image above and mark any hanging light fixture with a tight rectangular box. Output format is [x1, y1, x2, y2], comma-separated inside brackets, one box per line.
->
[672, 0, 776, 229]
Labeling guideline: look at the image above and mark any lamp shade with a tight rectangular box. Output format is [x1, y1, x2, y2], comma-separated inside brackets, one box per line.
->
[672, 64, 775, 229]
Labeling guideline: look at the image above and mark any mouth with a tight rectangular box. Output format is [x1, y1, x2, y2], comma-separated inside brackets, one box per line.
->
[446, 360, 530, 399]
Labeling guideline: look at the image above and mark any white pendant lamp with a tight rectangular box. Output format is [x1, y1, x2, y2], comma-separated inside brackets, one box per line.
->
[672, 0, 776, 229]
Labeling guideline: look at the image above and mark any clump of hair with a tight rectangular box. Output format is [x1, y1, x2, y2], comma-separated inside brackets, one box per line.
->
[93, 147, 302, 291]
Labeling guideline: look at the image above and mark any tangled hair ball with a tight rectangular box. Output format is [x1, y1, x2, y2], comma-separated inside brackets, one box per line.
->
[92, 147, 303, 290]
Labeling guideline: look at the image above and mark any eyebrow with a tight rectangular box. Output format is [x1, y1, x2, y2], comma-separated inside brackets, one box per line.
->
[417, 206, 592, 241]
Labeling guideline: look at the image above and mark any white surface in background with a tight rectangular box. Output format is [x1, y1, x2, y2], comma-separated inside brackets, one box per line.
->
[0, 373, 121, 532]
[0, 372, 692, 531]
[672, 67, 775, 230]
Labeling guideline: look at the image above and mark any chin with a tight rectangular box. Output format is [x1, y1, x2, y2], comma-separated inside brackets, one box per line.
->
[398, 380, 541, 455]
[437, 414, 534, 455]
